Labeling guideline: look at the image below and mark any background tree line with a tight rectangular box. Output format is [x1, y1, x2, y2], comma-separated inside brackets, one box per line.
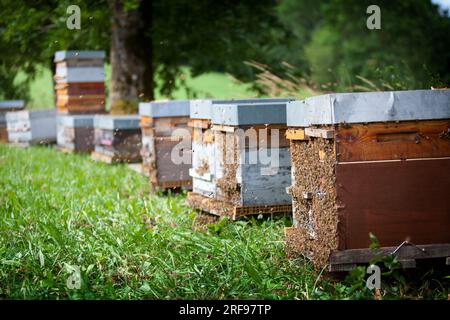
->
[0, 0, 449, 111]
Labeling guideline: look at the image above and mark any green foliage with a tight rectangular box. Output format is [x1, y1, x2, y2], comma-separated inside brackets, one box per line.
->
[277, 0, 450, 91]
[0, 0, 281, 100]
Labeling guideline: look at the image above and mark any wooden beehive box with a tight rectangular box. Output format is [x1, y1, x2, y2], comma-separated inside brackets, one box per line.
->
[189, 98, 292, 201]
[57, 115, 95, 153]
[284, 89, 450, 271]
[6, 109, 57, 146]
[139, 100, 192, 189]
[0, 100, 25, 143]
[187, 100, 293, 220]
[54, 51, 106, 114]
[91, 115, 141, 163]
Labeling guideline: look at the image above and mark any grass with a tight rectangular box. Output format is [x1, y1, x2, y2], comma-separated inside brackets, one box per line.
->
[0, 145, 448, 300]
[15, 66, 256, 110]
[0, 144, 317, 299]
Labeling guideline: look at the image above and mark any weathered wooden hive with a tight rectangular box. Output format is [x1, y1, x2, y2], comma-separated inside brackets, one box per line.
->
[6, 109, 57, 146]
[188, 98, 291, 201]
[54, 51, 106, 114]
[57, 115, 95, 153]
[0, 100, 25, 143]
[187, 99, 293, 220]
[91, 115, 142, 163]
[139, 100, 192, 189]
[284, 89, 450, 271]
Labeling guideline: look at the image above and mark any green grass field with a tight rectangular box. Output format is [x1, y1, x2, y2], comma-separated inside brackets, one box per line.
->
[0, 145, 317, 299]
[15, 66, 256, 110]
[1, 145, 448, 300]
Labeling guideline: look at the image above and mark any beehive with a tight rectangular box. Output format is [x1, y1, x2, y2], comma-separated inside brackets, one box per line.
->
[284, 89, 450, 271]
[57, 115, 95, 153]
[189, 99, 291, 200]
[91, 115, 141, 163]
[139, 100, 192, 189]
[6, 109, 57, 146]
[54, 51, 106, 114]
[1, 101, 25, 143]
[187, 99, 293, 220]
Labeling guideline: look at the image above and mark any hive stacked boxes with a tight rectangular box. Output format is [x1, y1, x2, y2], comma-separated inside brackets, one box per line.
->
[0, 101, 25, 143]
[6, 109, 57, 147]
[188, 98, 292, 203]
[187, 99, 293, 220]
[91, 115, 142, 164]
[54, 51, 106, 153]
[139, 100, 192, 190]
[54, 51, 106, 114]
[284, 89, 450, 271]
[57, 115, 95, 153]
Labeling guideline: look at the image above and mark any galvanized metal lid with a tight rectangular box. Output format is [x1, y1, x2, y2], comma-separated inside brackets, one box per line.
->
[54, 51, 106, 62]
[287, 89, 450, 127]
[94, 115, 140, 130]
[5, 109, 56, 122]
[57, 115, 95, 128]
[54, 67, 105, 83]
[139, 100, 190, 118]
[211, 101, 290, 126]
[191, 98, 292, 120]
[0, 100, 25, 110]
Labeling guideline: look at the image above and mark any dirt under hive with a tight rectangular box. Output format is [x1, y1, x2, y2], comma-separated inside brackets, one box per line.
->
[91, 115, 142, 164]
[139, 100, 192, 190]
[187, 99, 293, 220]
[285, 90, 450, 271]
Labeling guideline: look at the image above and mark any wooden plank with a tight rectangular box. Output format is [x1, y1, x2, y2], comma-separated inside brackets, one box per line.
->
[399, 259, 416, 269]
[0, 127, 8, 143]
[233, 204, 291, 220]
[331, 261, 418, 272]
[187, 191, 291, 220]
[336, 159, 450, 249]
[328, 263, 357, 272]
[154, 138, 191, 183]
[336, 120, 450, 162]
[305, 127, 334, 139]
[152, 180, 192, 190]
[211, 124, 236, 133]
[58, 105, 105, 114]
[286, 129, 307, 140]
[330, 243, 450, 265]
[211, 126, 289, 148]
[188, 119, 210, 129]
[140, 116, 154, 128]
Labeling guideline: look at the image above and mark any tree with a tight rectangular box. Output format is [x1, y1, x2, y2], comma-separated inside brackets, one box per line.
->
[108, 0, 153, 114]
[0, 0, 282, 109]
[276, 0, 450, 90]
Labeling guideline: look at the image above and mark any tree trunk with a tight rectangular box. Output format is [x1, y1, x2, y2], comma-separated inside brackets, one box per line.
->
[109, 0, 153, 114]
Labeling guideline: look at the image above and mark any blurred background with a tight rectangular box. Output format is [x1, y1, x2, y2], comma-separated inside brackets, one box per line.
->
[0, 0, 449, 109]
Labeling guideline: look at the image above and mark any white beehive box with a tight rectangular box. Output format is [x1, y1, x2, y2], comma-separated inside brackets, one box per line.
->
[6, 109, 57, 145]
[187, 98, 293, 219]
